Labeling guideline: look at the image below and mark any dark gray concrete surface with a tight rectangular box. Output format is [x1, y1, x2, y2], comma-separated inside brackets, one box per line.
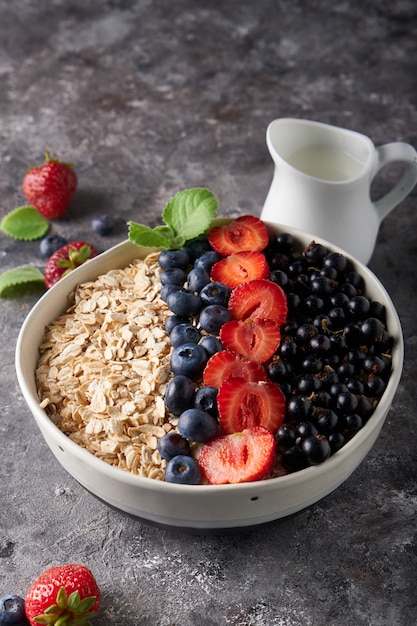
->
[1, 1, 417, 624]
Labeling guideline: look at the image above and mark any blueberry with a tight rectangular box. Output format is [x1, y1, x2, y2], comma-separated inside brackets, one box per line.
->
[186, 267, 210, 293]
[178, 408, 218, 442]
[200, 281, 231, 307]
[161, 284, 182, 303]
[170, 343, 208, 379]
[0, 594, 27, 625]
[91, 214, 116, 236]
[160, 267, 187, 286]
[194, 386, 218, 417]
[198, 305, 232, 334]
[157, 432, 191, 461]
[199, 335, 223, 357]
[164, 374, 195, 415]
[167, 290, 202, 317]
[39, 234, 68, 258]
[164, 455, 202, 484]
[158, 248, 190, 270]
[184, 237, 212, 260]
[193, 250, 221, 272]
[165, 315, 189, 334]
[169, 323, 201, 348]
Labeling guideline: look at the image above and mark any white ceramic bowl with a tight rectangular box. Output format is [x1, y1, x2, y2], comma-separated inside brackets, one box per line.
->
[15, 223, 404, 531]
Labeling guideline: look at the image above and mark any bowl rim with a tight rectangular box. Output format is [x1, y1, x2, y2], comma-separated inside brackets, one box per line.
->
[15, 223, 405, 494]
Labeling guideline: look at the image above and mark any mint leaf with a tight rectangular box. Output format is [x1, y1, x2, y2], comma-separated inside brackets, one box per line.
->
[128, 222, 176, 248]
[163, 188, 218, 240]
[0, 206, 49, 240]
[128, 188, 219, 250]
[0, 266, 45, 297]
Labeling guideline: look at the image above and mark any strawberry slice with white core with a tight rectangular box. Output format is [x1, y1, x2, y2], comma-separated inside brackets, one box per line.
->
[220, 318, 281, 363]
[198, 427, 276, 484]
[217, 377, 286, 434]
[210, 251, 269, 289]
[208, 215, 269, 255]
[203, 351, 267, 388]
[228, 279, 288, 325]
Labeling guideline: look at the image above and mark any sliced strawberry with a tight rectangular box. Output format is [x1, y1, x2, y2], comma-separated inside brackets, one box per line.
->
[208, 215, 269, 255]
[217, 377, 286, 434]
[228, 279, 287, 325]
[203, 351, 267, 388]
[220, 318, 281, 363]
[198, 427, 276, 484]
[210, 251, 269, 289]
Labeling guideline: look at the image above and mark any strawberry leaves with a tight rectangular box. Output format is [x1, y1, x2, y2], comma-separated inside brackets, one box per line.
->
[128, 188, 218, 249]
[32, 587, 98, 625]
[25, 564, 100, 626]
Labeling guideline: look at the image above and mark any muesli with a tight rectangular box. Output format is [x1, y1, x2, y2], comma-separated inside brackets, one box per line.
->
[36, 252, 174, 480]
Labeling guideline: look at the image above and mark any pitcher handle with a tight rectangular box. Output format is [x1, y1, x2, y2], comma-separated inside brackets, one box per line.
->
[374, 142, 417, 220]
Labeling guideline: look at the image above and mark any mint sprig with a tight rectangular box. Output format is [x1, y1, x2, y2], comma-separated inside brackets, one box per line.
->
[128, 188, 218, 249]
[0, 266, 45, 297]
[0, 205, 49, 240]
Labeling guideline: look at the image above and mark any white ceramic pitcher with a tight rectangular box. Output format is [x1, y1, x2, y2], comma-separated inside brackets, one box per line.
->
[261, 118, 417, 264]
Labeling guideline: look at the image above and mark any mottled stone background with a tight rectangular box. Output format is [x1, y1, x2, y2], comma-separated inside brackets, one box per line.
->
[1, 1, 416, 625]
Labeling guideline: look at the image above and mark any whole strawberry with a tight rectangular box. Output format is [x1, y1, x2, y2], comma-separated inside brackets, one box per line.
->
[44, 241, 99, 289]
[22, 152, 77, 219]
[25, 564, 100, 626]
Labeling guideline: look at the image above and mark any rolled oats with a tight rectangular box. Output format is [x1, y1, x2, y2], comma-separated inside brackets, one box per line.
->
[35, 252, 172, 480]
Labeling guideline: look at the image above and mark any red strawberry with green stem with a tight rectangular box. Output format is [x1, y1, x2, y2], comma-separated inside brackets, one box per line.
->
[25, 564, 100, 626]
[198, 427, 276, 484]
[23, 151, 77, 219]
[44, 241, 99, 288]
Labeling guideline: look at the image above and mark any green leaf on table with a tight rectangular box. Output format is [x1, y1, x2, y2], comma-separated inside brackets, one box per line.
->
[0, 266, 45, 297]
[128, 188, 219, 250]
[0, 205, 49, 240]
